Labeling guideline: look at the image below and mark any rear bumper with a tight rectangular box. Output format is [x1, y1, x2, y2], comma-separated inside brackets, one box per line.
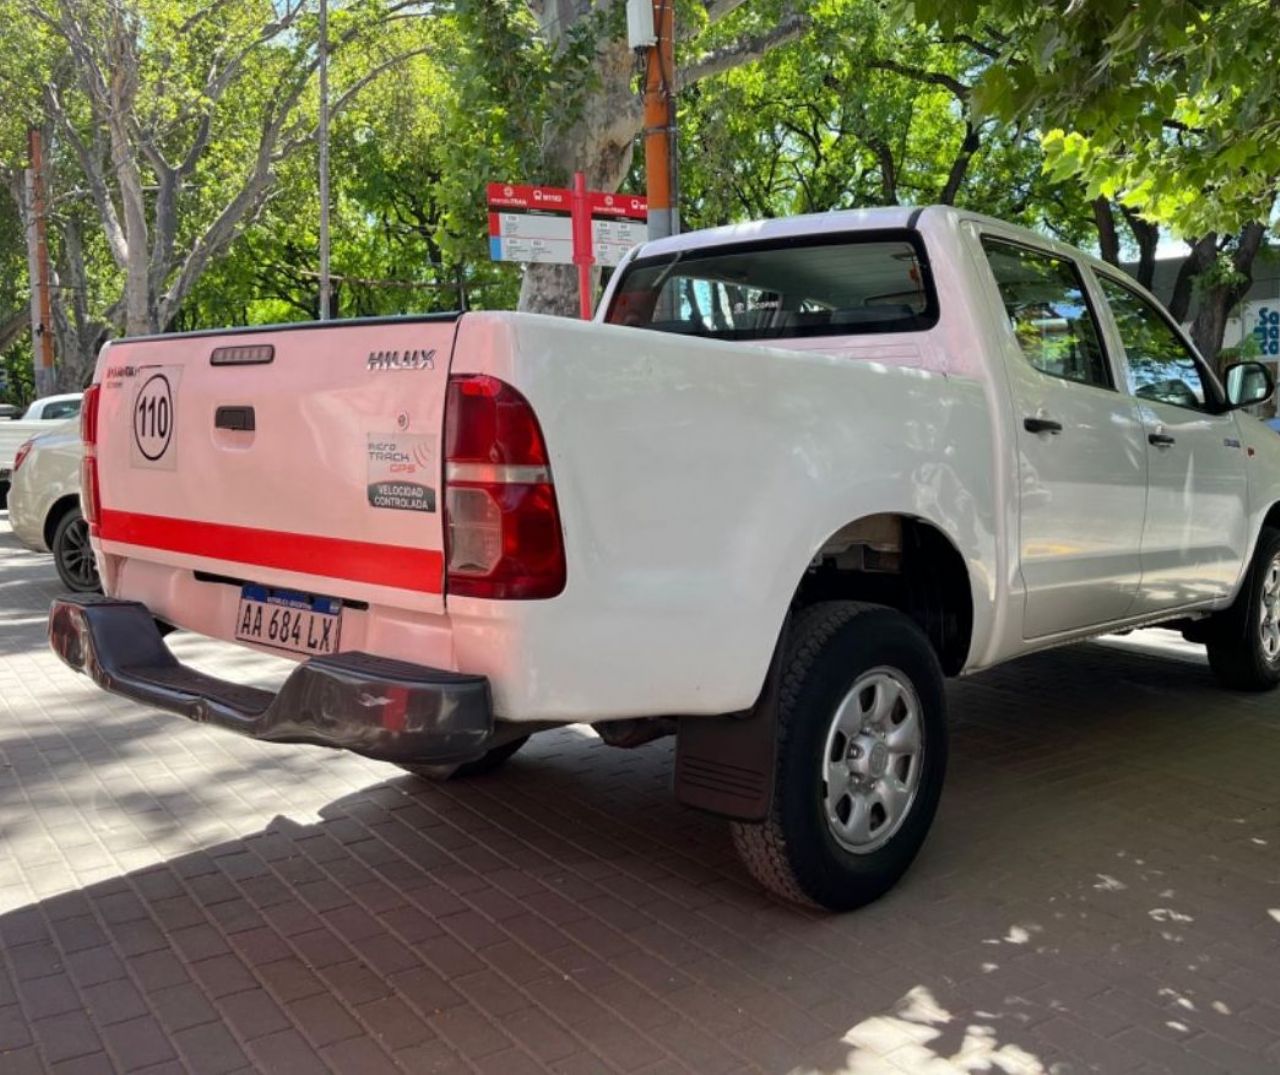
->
[48, 594, 494, 765]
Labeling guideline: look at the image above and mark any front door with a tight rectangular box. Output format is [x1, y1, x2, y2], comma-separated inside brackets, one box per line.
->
[1093, 273, 1249, 613]
[981, 238, 1148, 639]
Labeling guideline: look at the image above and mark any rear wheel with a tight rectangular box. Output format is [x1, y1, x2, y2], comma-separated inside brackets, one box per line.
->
[52, 506, 101, 593]
[731, 602, 947, 911]
[1205, 527, 1280, 691]
[398, 735, 530, 782]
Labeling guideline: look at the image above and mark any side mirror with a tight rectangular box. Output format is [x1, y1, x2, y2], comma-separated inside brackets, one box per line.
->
[1224, 361, 1275, 410]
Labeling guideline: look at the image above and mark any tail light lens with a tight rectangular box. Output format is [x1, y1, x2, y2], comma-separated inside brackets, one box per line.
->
[13, 439, 35, 473]
[81, 384, 100, 446]
[81, 384, 101, 529]
[443, 375, 566, 599]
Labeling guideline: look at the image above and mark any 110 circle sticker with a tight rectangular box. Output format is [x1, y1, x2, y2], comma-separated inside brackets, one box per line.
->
[130, 366, 182, 470]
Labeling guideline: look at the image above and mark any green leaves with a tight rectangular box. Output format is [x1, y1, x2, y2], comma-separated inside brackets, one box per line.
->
[912, 0, 1280, 239]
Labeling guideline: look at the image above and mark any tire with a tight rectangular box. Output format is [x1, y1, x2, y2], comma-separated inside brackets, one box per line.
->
[731, 602, 948, 912]
[52, 506, 101, 593]
[1205, 526, 1280, 691]
[398, 735, 530, 782]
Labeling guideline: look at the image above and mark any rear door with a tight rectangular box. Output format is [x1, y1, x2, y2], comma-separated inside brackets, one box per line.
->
[979, 235, 1149, 639]
[94, 317, 457, 626]
[1091, 273, 1249, 612]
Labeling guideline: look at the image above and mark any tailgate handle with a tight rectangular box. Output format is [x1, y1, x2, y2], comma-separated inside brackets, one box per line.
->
[215, 406, 255, 432]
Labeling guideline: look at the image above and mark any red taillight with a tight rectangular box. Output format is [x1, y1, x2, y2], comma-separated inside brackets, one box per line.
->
[81, 384, 100, 446]
[444, 375, 565, 599]
[81, 384, 101, 528]
[80, 455, 100, 528]
[12, 439, 34, 473]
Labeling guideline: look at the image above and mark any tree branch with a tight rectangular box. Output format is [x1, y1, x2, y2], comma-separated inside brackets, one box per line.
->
[938, 122, 982, 204]
[864, 57, 970, 100]
[677, 13, 809, 90]
[0, 310, 27, 354]
[42, 84, 129, 269]
[704, 0, 750, 24]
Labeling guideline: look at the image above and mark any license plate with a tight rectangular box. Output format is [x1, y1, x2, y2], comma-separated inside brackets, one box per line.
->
[235, 585, 342, 656]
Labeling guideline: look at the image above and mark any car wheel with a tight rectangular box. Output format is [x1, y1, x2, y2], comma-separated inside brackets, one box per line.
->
[52, 506, 101, 593]
[731, 602, 948, 911]
[398, 735, 530, 781]
[1206, 526, 1280, 691]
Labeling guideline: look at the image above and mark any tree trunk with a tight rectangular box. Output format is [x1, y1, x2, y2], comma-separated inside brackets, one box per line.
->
[52, 217, 110, 389]
[1167, 233, 1218, 323]
[1189, 222, 1266, 372]
[1120, 207, 1159, 290]
[516, 34, 641, 316]
[1092, 198, 1120, 266]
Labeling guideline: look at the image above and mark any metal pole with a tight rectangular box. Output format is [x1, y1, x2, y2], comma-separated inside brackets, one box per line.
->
[27, 129, 56, 395]
[318, 0, 331, 320]
[643, 0, 677, 240]
[572, 171, 594, 320]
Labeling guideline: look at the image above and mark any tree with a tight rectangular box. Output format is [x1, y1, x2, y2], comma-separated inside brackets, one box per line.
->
[911, 0, 1280, 364]
[676, 3, 1096, 251]
[451, 0, 812, 315]
[179, 39, 520, 327]
[0, 0, 438, 385]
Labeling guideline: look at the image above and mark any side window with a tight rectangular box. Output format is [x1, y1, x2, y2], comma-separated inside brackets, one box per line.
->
[1096, 275, 1211, 411]
[42, 400, 80, 420]
[982, 239, 1111, 389]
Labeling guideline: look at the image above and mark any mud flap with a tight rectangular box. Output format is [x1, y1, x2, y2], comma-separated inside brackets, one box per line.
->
[673, 617, 789, 822]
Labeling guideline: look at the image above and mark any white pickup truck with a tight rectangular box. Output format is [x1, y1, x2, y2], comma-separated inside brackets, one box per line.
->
[50, 207, 1280, 911]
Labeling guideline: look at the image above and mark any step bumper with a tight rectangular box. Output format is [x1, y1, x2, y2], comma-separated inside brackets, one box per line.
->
[48, 594, 493, 765]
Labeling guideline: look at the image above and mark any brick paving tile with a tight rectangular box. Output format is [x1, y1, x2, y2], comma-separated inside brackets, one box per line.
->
[428, 1004, 513, 1059]
[5, 517, 1280, 1073]
[0, 1002, 36, 1050]
[319, 1036, 400, 1075]
[243, 1028, 325, 1075]
[285, 991, 365, 1048]
[148, 982, 220, 1034]
[172, 1021, 250, 1075]
[392, 1037, 470, 1072]
[49, 1053, 118, 1075]
[81, 980, 150, 1028]
[101, 1014, 177, 1070]
[31, 1009, 103, 1064]
[216, 988, 292, 1041]
[356, 994, 436, 1051]
[18, 972, 81, 1020]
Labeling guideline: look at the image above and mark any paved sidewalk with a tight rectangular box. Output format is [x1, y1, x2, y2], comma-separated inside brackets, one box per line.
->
[1, 514, 1278, 1074]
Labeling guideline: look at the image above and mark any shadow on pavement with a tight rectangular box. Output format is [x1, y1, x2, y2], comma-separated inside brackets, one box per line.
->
[0, 634, 1277, 1073]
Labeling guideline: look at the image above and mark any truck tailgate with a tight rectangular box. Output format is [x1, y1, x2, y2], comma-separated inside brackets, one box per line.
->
[94, 317, 457, 628]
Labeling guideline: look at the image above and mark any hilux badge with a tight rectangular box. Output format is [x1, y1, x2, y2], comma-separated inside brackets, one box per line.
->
[367, 349, 436, 371]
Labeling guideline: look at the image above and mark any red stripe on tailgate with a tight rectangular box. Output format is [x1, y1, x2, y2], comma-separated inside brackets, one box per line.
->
[99, 509, 443, 594]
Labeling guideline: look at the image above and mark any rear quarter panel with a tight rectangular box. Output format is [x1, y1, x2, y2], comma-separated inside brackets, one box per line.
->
[448, 310, 1000, 721]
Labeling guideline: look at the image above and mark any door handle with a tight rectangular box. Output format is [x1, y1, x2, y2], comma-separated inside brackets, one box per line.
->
[214, 406, 255, 432]
[1023, 416, 1063, 434]
[1148, 432, 1176, 448]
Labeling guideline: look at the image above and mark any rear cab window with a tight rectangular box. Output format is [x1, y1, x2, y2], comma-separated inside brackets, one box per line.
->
[604, 230, 938, 340]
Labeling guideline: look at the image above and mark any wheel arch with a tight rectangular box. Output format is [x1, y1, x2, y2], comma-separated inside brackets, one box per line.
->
[43, 493, 82, 549]
[791, 512, 976, 677]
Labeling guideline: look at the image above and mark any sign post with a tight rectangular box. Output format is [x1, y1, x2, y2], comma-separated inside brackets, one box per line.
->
[487, 180, 647, 320]
[571, 172, 593, 321]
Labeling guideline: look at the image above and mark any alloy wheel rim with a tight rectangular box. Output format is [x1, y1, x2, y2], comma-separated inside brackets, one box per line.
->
[61, 517, 99, 590]
[1260, 555, 1280, 662]
[820, 666, 924, 855]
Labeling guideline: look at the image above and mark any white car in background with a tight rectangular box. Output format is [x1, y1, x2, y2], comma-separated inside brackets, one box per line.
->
[8, 419, 99, 592]
[0, 392, 84, 505]
[18, 393, 83, 421]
